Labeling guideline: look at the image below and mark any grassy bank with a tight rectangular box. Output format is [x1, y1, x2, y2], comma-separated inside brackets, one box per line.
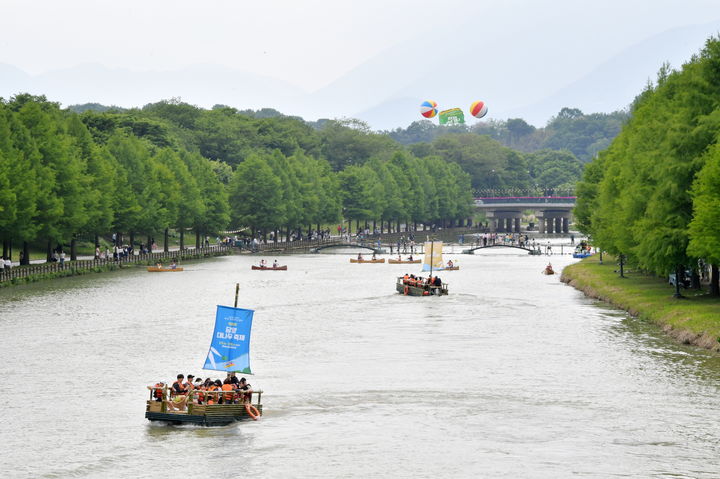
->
[561, 255, 720, 352]
[0, 247, 233, 288]
[0, 263, 123, 288]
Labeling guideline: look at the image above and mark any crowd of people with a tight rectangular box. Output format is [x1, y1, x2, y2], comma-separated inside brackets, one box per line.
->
[401, 273, 443, 289]
[0, 257, 12, 272]
[150, 373, 253, 411]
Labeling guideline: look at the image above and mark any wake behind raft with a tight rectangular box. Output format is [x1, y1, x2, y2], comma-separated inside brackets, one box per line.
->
[145, 285, 264, 426]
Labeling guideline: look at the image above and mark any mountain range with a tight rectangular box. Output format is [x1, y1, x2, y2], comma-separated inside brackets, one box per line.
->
[1, 20, 719, 130]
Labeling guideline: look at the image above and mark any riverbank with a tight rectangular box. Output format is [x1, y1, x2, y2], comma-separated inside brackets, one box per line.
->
[561, 255, 720, 353]
[0, 245, 233, 288]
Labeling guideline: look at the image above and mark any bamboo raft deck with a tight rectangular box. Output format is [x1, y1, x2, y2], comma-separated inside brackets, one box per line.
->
[146, 388, 263, 426]
[396, 277, 448, 296]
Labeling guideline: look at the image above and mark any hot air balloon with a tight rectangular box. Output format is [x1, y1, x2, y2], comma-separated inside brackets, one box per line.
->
[469, 101, 488, 119]
[420, 100, 438, 119]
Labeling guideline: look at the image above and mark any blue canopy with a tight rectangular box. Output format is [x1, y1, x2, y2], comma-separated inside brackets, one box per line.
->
[203, 305, 254, 374]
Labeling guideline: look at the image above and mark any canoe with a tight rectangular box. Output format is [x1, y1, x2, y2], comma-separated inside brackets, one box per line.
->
[251, 265, 287, 270]
[444, 266, 459, 270]
[350, 258, 385, 263]
[147, 267, 184, 272]
[388, 259, 421, 264]
[542, 269, 555, 275]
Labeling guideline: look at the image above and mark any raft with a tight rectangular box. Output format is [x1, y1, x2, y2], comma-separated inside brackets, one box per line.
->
[147, 267, 184, 272]
[396, 277, 448, 296]
[350, 258, 385, 263]
[388, 259, 421, 264]
[145, 388, 263, 426]
[251, 265, 287, 270]
[444, 266, 459, 270]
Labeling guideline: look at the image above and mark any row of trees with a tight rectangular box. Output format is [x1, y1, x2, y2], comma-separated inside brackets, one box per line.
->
[0, 95, 476, 263]
[229, 150, 473, 238]
[75, 100, 587, 195]
[0, 95, 230, 263]
[409, 134, 583, 192]
[388, 108, 628, 163]
[575, 37, 720, 294]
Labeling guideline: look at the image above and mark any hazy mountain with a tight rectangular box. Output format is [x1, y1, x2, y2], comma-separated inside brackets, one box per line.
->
[500, 21, 720, 125]
[1, 19, 719, 131]
[0, 63, 305, 111]
[347, 21, 720, 129]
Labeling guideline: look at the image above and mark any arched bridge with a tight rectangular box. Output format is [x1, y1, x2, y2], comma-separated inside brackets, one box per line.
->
[463, 244, 542, 255]
[311, 243, 386, 254]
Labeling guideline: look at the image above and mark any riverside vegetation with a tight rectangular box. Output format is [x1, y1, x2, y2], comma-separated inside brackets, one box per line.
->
[1, 93, 601, 263]
[575, 36, 720, 295]
[562, 256, 720, 352]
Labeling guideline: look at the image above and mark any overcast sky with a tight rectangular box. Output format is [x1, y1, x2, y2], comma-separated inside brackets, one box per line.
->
[2, 0, 720, 125]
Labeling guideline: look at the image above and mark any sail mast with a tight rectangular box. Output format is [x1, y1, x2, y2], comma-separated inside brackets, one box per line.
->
[429, 240, 434, 277]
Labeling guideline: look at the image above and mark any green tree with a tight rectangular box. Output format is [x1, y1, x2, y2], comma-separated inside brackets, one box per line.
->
[228, 154, 283, 234]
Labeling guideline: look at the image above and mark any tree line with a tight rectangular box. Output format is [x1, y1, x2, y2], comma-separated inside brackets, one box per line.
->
[387, 108, 628, 163]
[0, 95, 475, 263]
[575, 37, 720, 295]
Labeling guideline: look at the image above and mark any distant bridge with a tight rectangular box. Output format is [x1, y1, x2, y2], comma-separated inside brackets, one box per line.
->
[474, 196, 577, 234]
[311, 243, 386, 254]
[462, 244, 541, 255]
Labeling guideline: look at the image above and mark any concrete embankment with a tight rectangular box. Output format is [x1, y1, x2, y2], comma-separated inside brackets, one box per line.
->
[561, 256, 720, 353]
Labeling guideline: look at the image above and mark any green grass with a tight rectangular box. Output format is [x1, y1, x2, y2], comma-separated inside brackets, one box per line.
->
[561, 255, 720, 352]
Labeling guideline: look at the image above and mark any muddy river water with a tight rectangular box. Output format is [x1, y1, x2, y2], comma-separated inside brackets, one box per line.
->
[1, 247, 719, 478]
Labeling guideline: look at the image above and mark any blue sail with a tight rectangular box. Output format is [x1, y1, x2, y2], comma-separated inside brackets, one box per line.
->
[203, 305, 254, 374]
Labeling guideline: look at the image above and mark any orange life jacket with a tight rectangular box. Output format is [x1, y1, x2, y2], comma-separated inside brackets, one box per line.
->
[208, 385, 219, 404]
[222, 384, 234, 402]
[153, 383, 163, 400]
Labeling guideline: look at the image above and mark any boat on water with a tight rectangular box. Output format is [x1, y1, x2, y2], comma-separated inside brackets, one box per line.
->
[542, 264, 555, 275]
[350, 258, 385, 263]
[147, 266, 184, 272]
[251, 265, 288, 270]
[572, 252, 592, 258]
[396, 240, 449, 296]
[146, 285, 263, 426]
[388, 259, 420, 264]
[396, 276, 448, 296]
[445, 266, 460, 271]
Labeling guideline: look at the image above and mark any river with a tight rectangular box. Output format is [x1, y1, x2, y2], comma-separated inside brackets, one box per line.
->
[1, 246, 719, 478]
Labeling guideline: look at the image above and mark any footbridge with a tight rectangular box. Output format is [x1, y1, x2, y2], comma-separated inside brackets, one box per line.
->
[462, 244, 542, 255]
[311, 242, 387, 254]
[475, 196, 576, 233]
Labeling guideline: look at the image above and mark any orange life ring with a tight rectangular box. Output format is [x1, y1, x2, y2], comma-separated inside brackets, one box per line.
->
[245, 403, 260, 420]
[403, 285, 409, 295]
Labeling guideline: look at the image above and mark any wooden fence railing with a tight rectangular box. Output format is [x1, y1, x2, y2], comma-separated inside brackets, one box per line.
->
[0, 244, 233, 283]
